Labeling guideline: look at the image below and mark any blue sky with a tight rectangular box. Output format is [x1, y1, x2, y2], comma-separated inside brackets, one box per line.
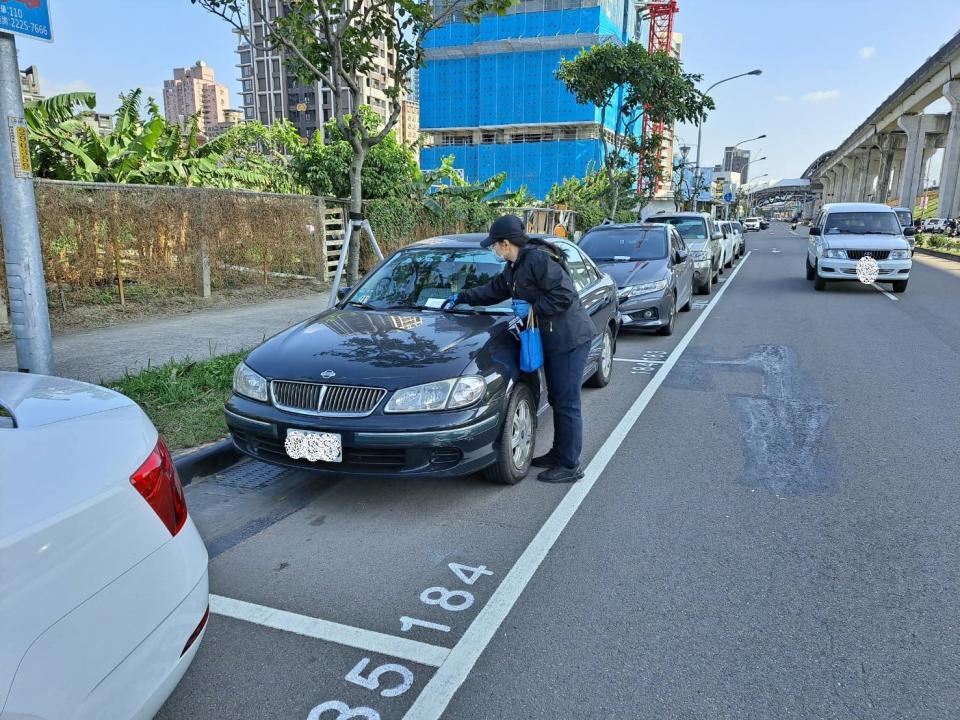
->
[15, 1, 243, 110]
[672, 0, 960, 185]
[13, 0, 960, 185]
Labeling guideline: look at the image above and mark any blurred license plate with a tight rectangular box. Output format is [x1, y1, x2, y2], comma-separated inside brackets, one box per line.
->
[284, 429, 342, 463]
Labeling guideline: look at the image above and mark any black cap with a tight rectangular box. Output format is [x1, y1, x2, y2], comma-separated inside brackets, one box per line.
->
[481, 214, 528, 248]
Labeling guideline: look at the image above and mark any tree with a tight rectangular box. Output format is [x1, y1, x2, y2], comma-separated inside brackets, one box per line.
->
[200, 119, 306, 193]
[293, 107, 420, 199]
[194, 0, 514, 283]
[556, 41, 713, 218]
[25, 91, 272, 189]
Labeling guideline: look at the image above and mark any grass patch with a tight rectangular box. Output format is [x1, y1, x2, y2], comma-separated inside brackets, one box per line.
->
[111, 351, 247, 451]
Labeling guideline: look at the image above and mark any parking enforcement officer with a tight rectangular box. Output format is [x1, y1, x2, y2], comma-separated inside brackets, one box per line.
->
[451, 215, 595, 483]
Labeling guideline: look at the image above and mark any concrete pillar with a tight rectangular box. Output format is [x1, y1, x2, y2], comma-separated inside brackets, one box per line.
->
[889, 149, 905, 203]
[853, 149, 871, 202]
[865, 148, 882, 202]
[897, 114, 924, 208]
[876, 134, 895, 203]
[840, 158, 857, 201]
[938, 80, 960, 219]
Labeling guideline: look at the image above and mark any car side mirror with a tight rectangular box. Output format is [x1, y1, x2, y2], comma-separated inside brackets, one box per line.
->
[676, 249, 689, 263]
[337, 285, 353, 300]
[904, 227, 916, 237]
[712, 232, 724, 241]
[809, 227, 822, 236]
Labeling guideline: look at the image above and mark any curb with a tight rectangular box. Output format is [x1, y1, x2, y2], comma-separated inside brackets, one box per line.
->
[915, 247, 960, 263]
[173, 437, 242, 486]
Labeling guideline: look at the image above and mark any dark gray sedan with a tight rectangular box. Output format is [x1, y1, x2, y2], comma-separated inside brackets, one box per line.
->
[578, 223, 694, 336]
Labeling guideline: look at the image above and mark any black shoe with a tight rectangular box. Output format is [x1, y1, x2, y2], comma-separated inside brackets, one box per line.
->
[532, 452, 557, 468]
[537, 465, 584, 484]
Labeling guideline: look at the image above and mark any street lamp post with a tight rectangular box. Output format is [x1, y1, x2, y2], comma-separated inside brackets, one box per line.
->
[693, 69, 763, 211]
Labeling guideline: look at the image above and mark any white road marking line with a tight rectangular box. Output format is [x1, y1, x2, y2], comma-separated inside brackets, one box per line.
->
[209, 594, 449, 668]
[612, 358, 665, 364]
[871, 283, 899, 301]
[403, 253, 753, 720]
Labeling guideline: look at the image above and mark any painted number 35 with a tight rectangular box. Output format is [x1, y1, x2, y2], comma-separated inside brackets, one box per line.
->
[306, 563, 494, 719]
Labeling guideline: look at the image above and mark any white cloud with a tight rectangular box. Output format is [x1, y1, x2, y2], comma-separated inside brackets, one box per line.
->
[859, 46, 876, 60]
[774, 95, 793, 103]
[802, 90, 841, 103]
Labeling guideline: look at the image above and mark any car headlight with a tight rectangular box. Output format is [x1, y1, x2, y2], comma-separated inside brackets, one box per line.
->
[888, 249, 911, 259]
[689, 250, 709, 261]
[620, 279, 668, 299]
[233, 362, 268, 402]
[385, 376, 486, 413]
[823, 248, 847, 259]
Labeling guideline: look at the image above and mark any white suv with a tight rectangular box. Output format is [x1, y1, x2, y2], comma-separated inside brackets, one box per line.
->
[744, 217, 761, 231]
[806, 203, 914, 293]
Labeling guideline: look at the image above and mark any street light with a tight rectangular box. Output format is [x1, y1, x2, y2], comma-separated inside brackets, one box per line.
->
[693, 69, 763, 211]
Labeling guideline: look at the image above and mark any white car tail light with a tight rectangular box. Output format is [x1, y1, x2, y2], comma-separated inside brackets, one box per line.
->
[130, 438, 188, 536]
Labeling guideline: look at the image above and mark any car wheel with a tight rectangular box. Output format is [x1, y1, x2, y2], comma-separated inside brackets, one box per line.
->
[806, 255, 815, 280]
[698, 268, 713, 295]
[713, 261, 720, 283]
[586, 326, 613, 388]
[814, 266, 826, 291]
[892, 279, 908, 293]
[483, 384, 536, 485]
[657, 294, 676, 336]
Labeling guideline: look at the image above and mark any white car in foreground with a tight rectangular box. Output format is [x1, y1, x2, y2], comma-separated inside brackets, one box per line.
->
[0, 372, 209, 720]
[806, 203, 914, 293]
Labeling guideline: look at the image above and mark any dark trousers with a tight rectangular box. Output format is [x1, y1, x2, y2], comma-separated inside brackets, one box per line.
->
[544, 341, 590, 469]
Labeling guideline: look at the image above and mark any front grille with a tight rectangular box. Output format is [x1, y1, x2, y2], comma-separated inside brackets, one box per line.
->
[233, 430, 407, 471]
[271, 380, 386, 417]
[846, 250, 890, 261]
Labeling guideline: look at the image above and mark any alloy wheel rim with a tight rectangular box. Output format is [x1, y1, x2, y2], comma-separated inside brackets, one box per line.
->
[601, 331, 612, 378]
[510, 400, 532, 469]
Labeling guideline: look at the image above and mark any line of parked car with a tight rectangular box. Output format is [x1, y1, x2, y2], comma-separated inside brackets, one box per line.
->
[1, 210, 763, 718]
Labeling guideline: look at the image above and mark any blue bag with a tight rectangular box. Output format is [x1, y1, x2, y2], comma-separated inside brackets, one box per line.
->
[519, 310, 544, 372]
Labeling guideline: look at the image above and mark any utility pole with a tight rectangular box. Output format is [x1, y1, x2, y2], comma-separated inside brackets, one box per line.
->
[0, 5, 56, 374]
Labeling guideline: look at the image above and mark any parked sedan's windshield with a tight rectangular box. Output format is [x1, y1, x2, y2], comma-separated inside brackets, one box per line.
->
[349, 248, 510, 312]
[579, 228, 668, 261]
[824, 212, 902, 235]
[646, 217, 708, 240]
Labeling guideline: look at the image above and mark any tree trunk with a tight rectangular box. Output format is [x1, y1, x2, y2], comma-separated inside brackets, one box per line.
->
[607, 164, 619, 219]
[347, 149, 366, 285]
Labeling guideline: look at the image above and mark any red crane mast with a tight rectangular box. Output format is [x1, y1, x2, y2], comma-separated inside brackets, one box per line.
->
[638, 0, 678, 196]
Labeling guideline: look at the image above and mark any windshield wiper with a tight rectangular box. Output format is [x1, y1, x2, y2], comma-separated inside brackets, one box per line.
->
[347, 300, 419, 311]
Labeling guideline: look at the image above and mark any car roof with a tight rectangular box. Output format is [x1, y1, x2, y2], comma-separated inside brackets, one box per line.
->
[647, 212, 710, 219]
[584, 223, 666, 231]
[892, 207, 912, 212]
[405, 233, 566, 249]
[823, 203, 896, 213]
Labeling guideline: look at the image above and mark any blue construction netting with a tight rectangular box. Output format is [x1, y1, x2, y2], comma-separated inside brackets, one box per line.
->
[422, 140, 604, 200]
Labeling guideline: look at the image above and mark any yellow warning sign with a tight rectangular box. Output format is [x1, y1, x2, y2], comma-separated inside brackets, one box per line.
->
[7, 117, 32, 179]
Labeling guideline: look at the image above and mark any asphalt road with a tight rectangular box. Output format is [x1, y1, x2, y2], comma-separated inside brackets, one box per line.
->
[159, 224, 960, 719]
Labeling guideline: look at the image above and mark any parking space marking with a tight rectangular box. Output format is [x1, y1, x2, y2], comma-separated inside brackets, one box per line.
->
[612, 358, 665, 364]
[871, 283, 899, 301]
[403, 251, 753, 720]
[209, 594, 449, 668]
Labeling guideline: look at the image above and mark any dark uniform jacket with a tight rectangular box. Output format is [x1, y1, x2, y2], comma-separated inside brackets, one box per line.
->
[458, 244, 595, 355]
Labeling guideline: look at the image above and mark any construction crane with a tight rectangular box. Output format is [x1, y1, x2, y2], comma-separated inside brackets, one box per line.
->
[637, 0, 679, 196]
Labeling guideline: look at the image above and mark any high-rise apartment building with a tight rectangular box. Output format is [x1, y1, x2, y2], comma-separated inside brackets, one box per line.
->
[20, 65, 43, 103]
[419, 0, 644, 199]
[236, 0, 398, 140]
[163, 61, 236, 139]
[723, 146, 751, 183]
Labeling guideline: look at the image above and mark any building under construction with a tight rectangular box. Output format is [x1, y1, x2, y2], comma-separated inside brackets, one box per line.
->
[420, 0, 652, 199]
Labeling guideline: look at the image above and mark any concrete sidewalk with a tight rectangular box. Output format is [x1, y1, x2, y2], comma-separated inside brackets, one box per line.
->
[0, 292, 328, 383]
